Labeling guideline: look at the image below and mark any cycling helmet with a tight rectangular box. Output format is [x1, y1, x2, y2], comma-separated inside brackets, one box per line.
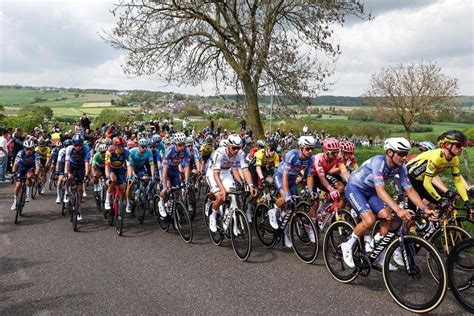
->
[418, 141, 436, 152]
[173, 132, 186, 144]
[104, 138, 112, 146]
[98, 144, 107, 153]
[257, 139, 266, 148]
[63, 139, 72, 147]
[340, 140, 355, 153]
[38, 138, 46, 146]
[152, 134, 162, 143]
[163, 137, 171, 146]
[383, 137, 411, 152]
[72, 134, 84, 145]
[219, 138, 228, 147]
[298, 135, 316, 148]
[323, 138, 340, 152]
[23, 140, 34, 148]
[205, 135, 213, 144]
[437, 130, 467, 146]
[185, 136, 193, 144]
[138, 138, 148, 146]
[113, 136, 125, 146]
[227, 134, 242, 147]
[276, 146, 283, 154]
[127, 139, 137, 148]
[267, 140, 278, 152]
[56, 141, 63, 147]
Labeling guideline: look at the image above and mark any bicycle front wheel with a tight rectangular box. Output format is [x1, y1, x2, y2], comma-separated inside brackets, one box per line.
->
[174, 201, 193, 243]
[136, 194, 146, 224]
[230, 209, 252, 261]
[116, 197, 124, 236]
[447, 237, 474, 313]
[31, 180, 38, 199]
[383, 235, 447, 313]
[290, 211, 319, 264]
[254, 204, 276, 248]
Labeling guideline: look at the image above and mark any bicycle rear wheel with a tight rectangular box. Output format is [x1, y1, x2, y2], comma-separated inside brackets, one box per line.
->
[323, 221, 359, 283]
[72, 193, 79, 232]
[174, 201, 193, 243]
[290, 211, 319, 264]
[254, 204, 276, 248]
[230, 209, 252, 261]
[116, 196, 124, 236]
[31, 180, 38, 199]
[136, 193, 146, 224]
[447, 238, 474, 313]
[383, 235, 447, 313]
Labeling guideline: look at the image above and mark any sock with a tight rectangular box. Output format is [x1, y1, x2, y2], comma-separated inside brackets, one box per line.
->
[26, 186, 30, 195]
[346, 232, 359, 248]
[13, 194, 17, 202]
[374, 233, 383, 245]
[106, 192, 111, 203]
[211, 210, 217, 218]
[126, 198, 130, 208]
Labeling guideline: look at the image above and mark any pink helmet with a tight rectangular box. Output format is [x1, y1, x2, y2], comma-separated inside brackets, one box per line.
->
[340, 140, 355, 153]
[323, 138, 340, 152]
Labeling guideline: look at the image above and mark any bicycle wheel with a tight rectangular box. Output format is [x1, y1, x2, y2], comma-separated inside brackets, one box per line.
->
[230, 209, 252, 261]
[187, 188, 196, 221]
[31, 180, 37, 199]
[174, 201, 193, 243]
[48, 174, 54, 191]
[323, 221, 359, 283]
[15, 186, 26, 224]
[447, 238, 474, 313]
[254, 204, 276, 248]
[203, 193, 212, 229]
[290, 211, 319, 264]
[154, 195, 169, 231]
[383, 235, 447, 313]
[136, 193, 146, 224]
[209, 212, 224, 246]
[116, 196, 124, 236]
[72, 192, 79, 232]
[296, 201, 311, 213]
[428, 225, 471, 287]
[333, 209, 357, 227]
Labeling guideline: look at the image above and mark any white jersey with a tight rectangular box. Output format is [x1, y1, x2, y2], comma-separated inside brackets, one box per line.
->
[58, 147, 67, 163]
[209, 147, 248, 171]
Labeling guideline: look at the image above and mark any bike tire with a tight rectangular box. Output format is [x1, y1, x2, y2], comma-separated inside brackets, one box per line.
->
[72, 193, 79, 232]
[290, 211, 319, 264]
[253, 204, 276, 248]
[187, 188, 197, 221]
[154, 195, 169, 232]
[136, 193, 146, 224]
[15, 186, 26, 224]
[174, 201, 193, 243]
[31, 180, 37, 199]
[116, 196, 124, 236]
[332, 209, 357, 227]
[428, 225, 471, 289]
[296, 201, 311, 213]
[447, 238, 474, 313]
[322, 221, 359, 283]
[383, 235, 447, 313]
[230, 209, 252, 261]
[48, 176, 53, 191]
[203, 193, 212, 229]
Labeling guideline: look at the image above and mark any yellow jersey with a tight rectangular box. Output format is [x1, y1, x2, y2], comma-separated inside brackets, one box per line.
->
[254, 149, 280, 168]
[35, 146, 51, 160]
[200, 144, 214, 158]
[407, 148, 468, 201]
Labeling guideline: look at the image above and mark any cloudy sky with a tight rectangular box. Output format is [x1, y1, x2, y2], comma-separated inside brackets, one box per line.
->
[0, 0, 472, 96]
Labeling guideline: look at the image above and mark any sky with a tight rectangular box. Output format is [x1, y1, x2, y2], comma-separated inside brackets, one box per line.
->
[0, 0, 473, 96]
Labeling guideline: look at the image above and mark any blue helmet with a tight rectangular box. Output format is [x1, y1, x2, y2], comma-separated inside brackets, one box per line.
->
[418, 141, 436, 152]
[72, 134, 84, 145]
[152, 134, 162, 143]
[63, 139, 73, 147]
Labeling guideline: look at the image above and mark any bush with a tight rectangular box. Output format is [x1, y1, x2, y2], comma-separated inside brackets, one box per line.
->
[95, 109, 129, 127]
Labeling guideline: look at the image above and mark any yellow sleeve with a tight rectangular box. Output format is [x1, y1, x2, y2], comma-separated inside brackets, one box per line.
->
[255, 151, 263, 167]
[35, 147, 40, 154]
[338, 162, 347, 171]
[423, 157, 442, 201]
[46, 148, 51, 158]
[273, 153, 280, 168]
[451, 157, 468, 201]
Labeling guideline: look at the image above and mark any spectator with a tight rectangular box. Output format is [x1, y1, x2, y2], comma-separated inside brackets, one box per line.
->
[80, 113, 91, 131]
[302, 124, 308, 135]
[240, 118, 247, 131]
[210, 119, 215, 133]
[216, 122, 222, 135]
[0, 129, 9, 182]
[75, 122, 83, 135]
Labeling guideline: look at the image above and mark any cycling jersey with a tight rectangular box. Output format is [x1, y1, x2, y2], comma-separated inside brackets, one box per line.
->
[407, 148, 468, 202]
[50, 147, 60, 164]
[127, 147, 154, 169]
[200, 144, 214, 159]
[209, 147, 248, 171]
[105, 147, 129, 169]
[312, 153, 341, 177]
[186, 146, 201, 169]
[254, 149, 280, 168]
[162, 145, 190, 169]
[338, 153, 358, 171]
[15, 150, 41, 169]
[35, 146, 51, 160]
[275, 149, 314, 178]
[65, 145, 91, 166]
[155, 142, 166, 158]
[92, 152, 106, 168]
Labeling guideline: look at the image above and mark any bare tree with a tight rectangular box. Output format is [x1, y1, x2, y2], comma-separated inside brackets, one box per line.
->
[104, 0, 368, 137]
[365, 61, 459, 139]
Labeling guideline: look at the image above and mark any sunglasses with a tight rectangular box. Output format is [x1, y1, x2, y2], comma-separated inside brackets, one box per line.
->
[454, 142, 466, 149]
[176, 143, 185, 147]
[25, 148, 33, 151]
[327, 150, 338, 155]
[395, 151, 409, 157]
[139, 145, 147, 149]
[303, 147, 313, 152]
[231, 146, 241, 151]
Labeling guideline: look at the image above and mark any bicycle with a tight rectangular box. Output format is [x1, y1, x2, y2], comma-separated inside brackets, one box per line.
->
[48, 167, 57, 191]
[14, 176, 28, 224]
[446, 237, 474, 313]
[323, 215, 447, 313]
[129, 177, 152, 224]
[93, 176, 107, 219]
[153, 185, 193, 243]
[108, 180, 126, 236]
[206, 190, 252, 261]
[254, 195, 319, 264]
[67, 175, 81, 232]
[181, 181, 197, 221]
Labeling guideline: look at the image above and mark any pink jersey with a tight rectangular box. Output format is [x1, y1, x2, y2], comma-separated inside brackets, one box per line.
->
[312, 153, 341, 177]
[338, 152, 358, 168]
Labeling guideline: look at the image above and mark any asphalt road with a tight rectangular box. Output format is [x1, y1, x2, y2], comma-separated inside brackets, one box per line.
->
[0, 181, 469, 315]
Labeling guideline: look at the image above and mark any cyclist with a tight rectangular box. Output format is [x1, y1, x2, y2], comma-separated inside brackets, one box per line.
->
[49, 141, 63, 186]
[35, 138, 51, 194]
[268, 135, 316, 248]
[407, 140, 436, 161]
[246, 139, 266, 165]
[157, 132, 191, 217]
[406, 130, 473, 216]
[92, 144, 107, 193]
[126, 138, 155, 213]
[338, 140, 358, 182]
[11, 140, 41, 210]
[152, 134, 166, 158]
[56, 139, 71, 204]
[64, 134, 91, 221]
[341, 137, 434, 269]
[247, 140, 280, 222]
[200, 135, 215, 165]
[105, 136, 129, 211]
[186, 136, 203, 174]
[207, 134, 257, 233]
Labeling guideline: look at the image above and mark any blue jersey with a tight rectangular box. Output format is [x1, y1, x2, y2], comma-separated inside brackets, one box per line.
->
[50, 147, 60, 163]
[127, 147, 154, 169]
[162, 145, 190, 169]
[348, 155, 412, 192]
[155, 142, 165, 158]
[15, 150, 41, 168]
[275, 149, 314, 179]
[65, 145, 91, 165]
[152, 148, 162, 164]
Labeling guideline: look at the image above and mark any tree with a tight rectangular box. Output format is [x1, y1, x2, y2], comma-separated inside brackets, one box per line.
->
[105, 0, 368, 137]
[364, 61, 459, 139]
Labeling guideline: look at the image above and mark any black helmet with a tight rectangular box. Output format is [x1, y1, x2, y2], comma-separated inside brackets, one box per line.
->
[437, 130, 467, 146]
[267, 140, 278, 152]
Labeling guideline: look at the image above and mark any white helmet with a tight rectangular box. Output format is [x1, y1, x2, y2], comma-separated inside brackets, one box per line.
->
[383, 137, 411, 152]
[298, 136, 315, 148]
[219, 138, 228, 147]
[173, 132, 186, 144]
[98, 144, 107, 153]
[227, 134, 242, 147]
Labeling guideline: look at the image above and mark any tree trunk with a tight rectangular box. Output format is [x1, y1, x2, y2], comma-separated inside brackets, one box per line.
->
[241, 78, 264, 138]
[405, 130, 411, 140]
